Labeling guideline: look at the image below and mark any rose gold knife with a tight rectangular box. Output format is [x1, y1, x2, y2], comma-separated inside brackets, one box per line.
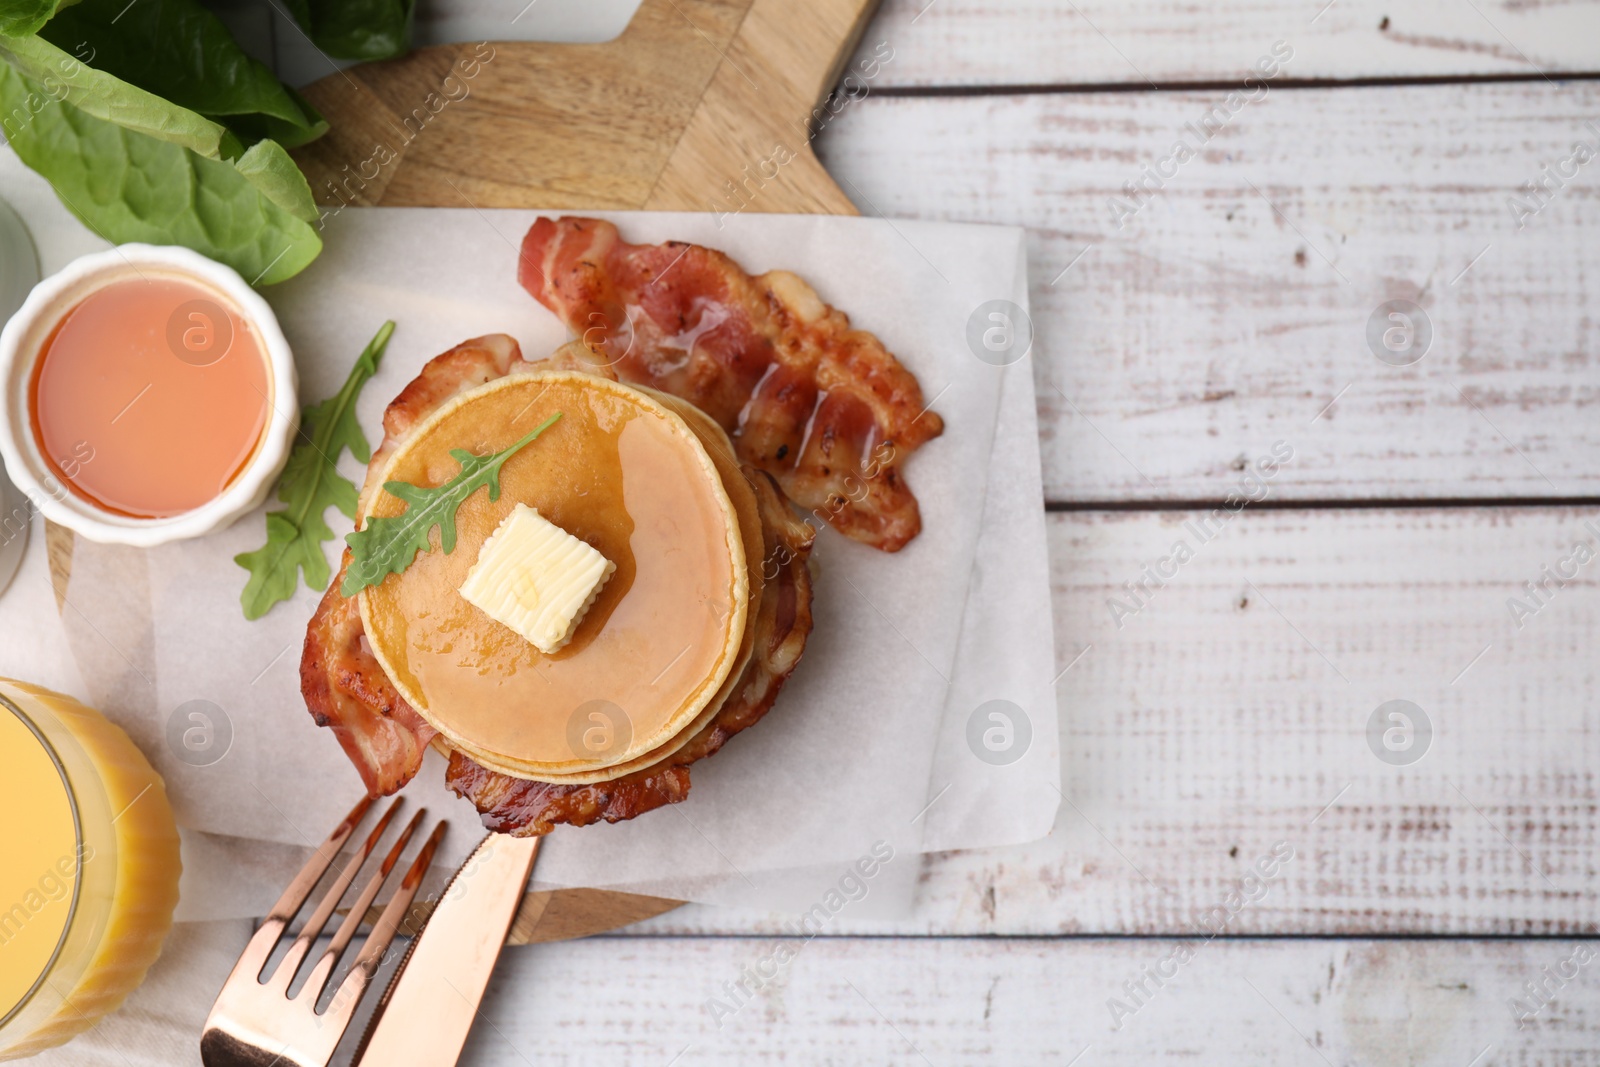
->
[354, 832, 541, 1066]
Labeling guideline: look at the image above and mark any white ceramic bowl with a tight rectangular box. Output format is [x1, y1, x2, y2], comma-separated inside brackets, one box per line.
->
[0, 244, 298, 546]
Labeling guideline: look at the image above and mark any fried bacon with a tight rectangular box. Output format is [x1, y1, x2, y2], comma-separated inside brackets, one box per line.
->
[300, 550, 436, 796]
[302, 334, 530, 796]
[300, 335, 817, 834]
[445, 468, 815, 836]
[361, 332, 533, 507]
[518, 216, 943, 552]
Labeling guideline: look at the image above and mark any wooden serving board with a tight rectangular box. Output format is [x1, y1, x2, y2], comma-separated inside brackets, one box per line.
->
[50, 0, 878, 947]
[291, 0, 872, 216]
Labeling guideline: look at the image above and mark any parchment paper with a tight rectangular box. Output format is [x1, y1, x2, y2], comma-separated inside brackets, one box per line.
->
[1, 148, 1057, 913]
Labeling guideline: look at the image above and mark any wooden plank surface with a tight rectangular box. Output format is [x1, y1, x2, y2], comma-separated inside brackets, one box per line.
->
[818, 79, 1600, 503]
[21, 6, 1600, 1059]
[37, 922, 1600, 1066]
[255, 2, 1600, 1057]
[476, 936, 1600, 1066]
[849, 0, 1600, 87]
[616, 505, 1600, 936]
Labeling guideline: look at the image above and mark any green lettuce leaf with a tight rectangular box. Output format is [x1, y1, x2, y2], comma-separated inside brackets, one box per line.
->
[0, 59, 322, 283]
[38, 0, 327, 148]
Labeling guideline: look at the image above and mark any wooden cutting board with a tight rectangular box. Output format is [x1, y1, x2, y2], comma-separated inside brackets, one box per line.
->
[291, 0, 873, 216]
[50, 0, 877, 946]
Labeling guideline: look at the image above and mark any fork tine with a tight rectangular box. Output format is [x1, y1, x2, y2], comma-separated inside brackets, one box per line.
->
[298, 808, 429, 1007]
[202, 796, 381, 1067]
[223, 794, 376, 987]
[323, 820, 447, 1028]
[266, 797, 404, 993]
[267, 795, 375, 925]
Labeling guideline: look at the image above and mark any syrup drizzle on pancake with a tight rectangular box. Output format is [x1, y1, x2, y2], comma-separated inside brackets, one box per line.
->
[358, 373, 747, 774]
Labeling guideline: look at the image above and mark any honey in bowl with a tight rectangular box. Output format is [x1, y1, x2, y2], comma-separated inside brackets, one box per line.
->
[28, 273, 269, 518]
[0, 679, 180, 1060]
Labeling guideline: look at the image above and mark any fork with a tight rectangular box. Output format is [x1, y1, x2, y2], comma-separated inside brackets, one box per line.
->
[200, 796, 445, 1067]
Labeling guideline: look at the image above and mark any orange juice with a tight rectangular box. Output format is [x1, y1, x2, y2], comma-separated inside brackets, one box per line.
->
[28, 274, 270, 518]
[0, 680, 180, 1060]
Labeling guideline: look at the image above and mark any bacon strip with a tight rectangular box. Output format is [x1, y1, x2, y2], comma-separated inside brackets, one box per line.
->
[361, 332, 532, 508]
[519, 216, 943, 552]
[300, 550, 436, 796]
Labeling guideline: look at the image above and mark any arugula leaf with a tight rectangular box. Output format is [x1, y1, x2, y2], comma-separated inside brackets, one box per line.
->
[281, 0, 415, 62]
[37, 0, 327, 148]
[0, 0, 64, 38]
[234, 322, 395, 620]
[0, 60, 322, 284]
[342, 412, 563, 597]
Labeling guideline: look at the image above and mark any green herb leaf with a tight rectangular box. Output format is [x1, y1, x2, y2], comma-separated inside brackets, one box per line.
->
[222, 86, 328, 152]
[0, 58, 322, 284]
[0, 33, 233, 157]
[37, 0, 328, 149]
[0, 0, 64, 38]
[234, 138, 319, 223]
[282, 0, 415, 62]
[341, 412, 563, 597]
[234, 322, 395, 620]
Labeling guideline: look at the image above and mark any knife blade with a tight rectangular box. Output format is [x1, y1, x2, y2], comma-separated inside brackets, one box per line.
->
[354, 832, 541, 1066]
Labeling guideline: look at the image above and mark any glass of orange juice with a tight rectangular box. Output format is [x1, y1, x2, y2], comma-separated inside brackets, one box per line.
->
[0, 678, 180, 1060]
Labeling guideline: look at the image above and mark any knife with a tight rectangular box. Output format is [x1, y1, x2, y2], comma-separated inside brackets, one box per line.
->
[354, 832, 541, 1066]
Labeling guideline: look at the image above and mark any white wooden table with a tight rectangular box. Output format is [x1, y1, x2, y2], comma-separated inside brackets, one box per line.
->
[608, 2, 1600, 1061]
[32, 2, 1600, 1063]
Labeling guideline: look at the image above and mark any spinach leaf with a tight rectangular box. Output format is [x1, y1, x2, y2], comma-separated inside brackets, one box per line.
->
[0, 60, 322, 283]
[38, 0, 327, 148]
[222, 86, 327, 151]
[0, 0, 63, 38]
[283, 0, 414, 62]
[0, 32, 233, 156]
[233, 137, 319, 222]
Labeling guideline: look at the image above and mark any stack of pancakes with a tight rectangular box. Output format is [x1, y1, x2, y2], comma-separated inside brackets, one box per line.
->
[357, 367, 777, 788]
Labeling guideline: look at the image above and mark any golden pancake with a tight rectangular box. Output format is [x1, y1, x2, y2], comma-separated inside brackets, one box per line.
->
[424, 384, 770, 785]
[429, 384, 769, 784]
[358, 371, 750, 777]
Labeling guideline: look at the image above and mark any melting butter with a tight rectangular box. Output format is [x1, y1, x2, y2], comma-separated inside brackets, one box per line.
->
[459, 503, 616, 654]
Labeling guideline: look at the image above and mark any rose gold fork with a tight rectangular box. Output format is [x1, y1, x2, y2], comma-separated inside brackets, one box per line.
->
[200, 796, 445, 1067]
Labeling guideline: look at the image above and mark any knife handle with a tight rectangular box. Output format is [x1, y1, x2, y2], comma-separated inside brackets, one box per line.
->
[355, 833, 541, 1066]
